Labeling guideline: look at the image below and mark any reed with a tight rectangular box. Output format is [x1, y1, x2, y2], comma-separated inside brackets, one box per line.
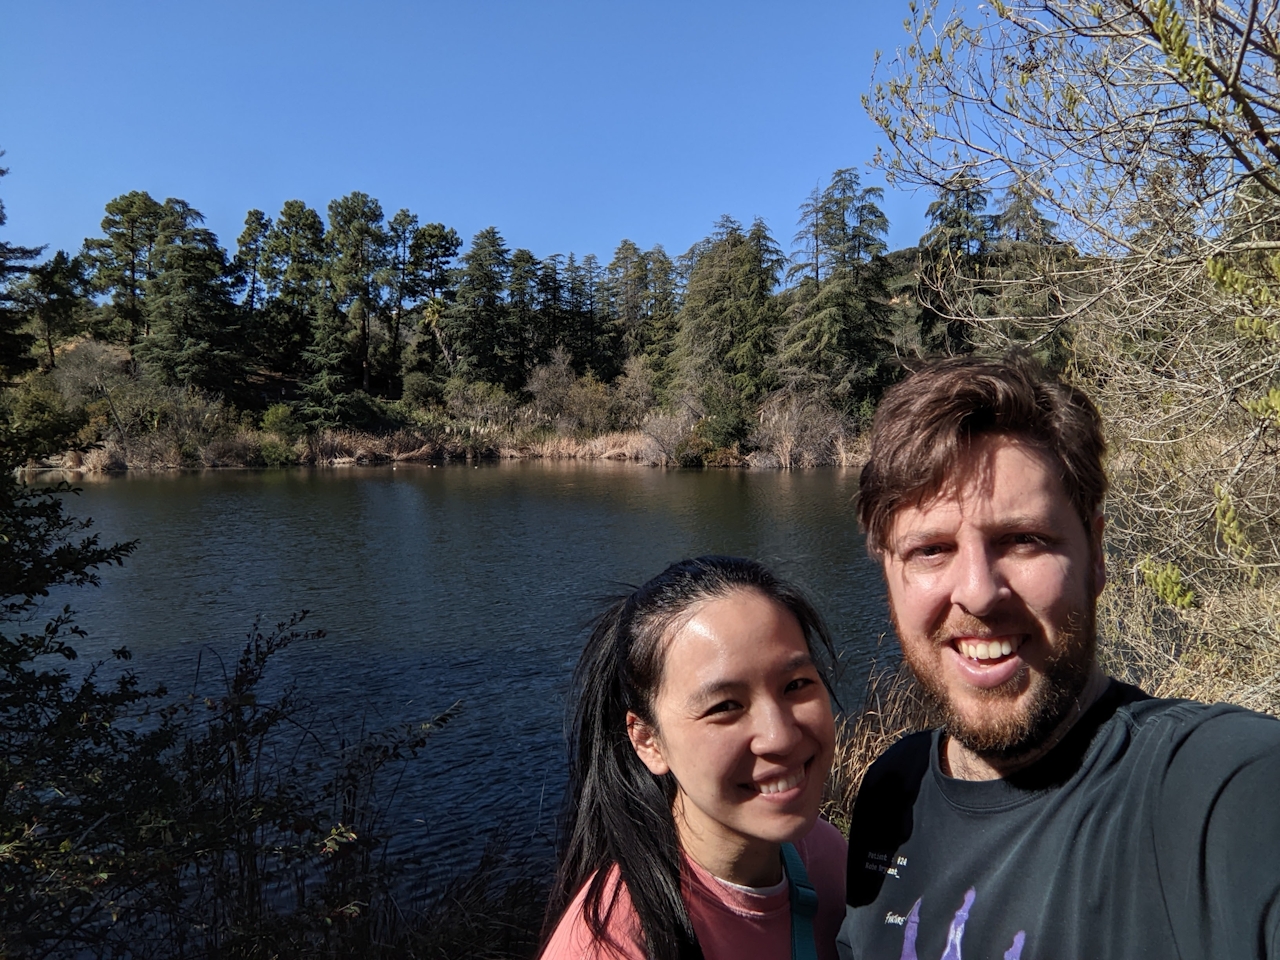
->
[822, 661, 940, 832]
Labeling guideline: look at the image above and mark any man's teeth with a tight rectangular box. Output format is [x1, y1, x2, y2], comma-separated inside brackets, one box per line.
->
[959, 638, 1020, 661]
[756, 769, 805, 794]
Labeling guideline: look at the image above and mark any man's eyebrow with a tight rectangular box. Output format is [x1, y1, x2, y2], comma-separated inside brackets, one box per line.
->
[684, 653, 816, 706]
[893, 515, 1059, 549]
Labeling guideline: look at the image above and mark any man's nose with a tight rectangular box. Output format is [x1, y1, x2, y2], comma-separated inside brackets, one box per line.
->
[949, 541, 1011, 616]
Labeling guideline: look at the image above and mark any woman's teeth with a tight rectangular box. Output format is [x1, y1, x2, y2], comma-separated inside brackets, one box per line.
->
[959, 638, 1020, 661]
[756, 769, 805, 794]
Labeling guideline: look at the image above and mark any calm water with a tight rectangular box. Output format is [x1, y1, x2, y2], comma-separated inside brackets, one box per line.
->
[50, 461, 891, 887]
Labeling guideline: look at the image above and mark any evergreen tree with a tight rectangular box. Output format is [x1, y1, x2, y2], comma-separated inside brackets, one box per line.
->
[302, 296, 361, 426]
[918, 173, 994, 352]
[402, 222, 461, 379]
[605, 239, 649, 361]
[993, 179, 1057, 245]
[234, 209, 272, 315]
[233, 209, 271, 369]
[643, 244, 681, 392]
[562, 253, 613, 377]
[674, 216, 784, 417]
[507, 248, 540, 374]
[260, 200, 327, 378]
[0, 155, 44, 382]
[534, 253, 566, 362]
[412, 222, 462, 300]
[83, 190, 165, 343]
[11, 251, 89, 370]
[326, 192, 387, 393]
[442, 227, 513, 386]
[384, 209, 428, 385]
[921, 172, 991, 256]
[132, 199, 244, 395]
[777, 169, 893, 408]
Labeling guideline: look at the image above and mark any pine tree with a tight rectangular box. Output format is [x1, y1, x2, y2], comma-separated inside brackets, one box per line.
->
[261, 200, 327, 379]
[777, 169, 894, 408]
[11, 251, 89, 370]
[132, 199, 244, 395]
[0, 155, 44, 382]
[507, 248, 540, 374]
[442, 227, 513, 386]
[675, 216, 784, 404]
[385, 209, 427, 385]
[83, 191, 165, 343]
[918, 173, 994, 352]
[234, 210, 272, 315]
[605, 239, 649, 361]
[412, 222, 462, 300]
[643, 244, 681, 391]
[534, 253, 566, 362]
[326, 192, 387, 393]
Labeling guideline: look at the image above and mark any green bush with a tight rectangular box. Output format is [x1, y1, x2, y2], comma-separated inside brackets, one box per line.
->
[260, 436, 297, 468]
[401, 370, 440, 409]
[261, 402, 304, 440]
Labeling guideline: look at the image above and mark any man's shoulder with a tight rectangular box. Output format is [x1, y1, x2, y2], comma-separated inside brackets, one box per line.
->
[1116, 689, 1280, 752]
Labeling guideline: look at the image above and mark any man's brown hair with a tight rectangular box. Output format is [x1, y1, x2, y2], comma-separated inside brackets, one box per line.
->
[857, 354, 1107, 553]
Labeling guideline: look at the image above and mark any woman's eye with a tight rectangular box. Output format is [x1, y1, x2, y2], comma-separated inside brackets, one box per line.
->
[704, 700, 741, 717]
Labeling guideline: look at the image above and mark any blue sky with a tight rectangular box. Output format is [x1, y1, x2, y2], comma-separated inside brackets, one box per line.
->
[2, 1, 930, 267]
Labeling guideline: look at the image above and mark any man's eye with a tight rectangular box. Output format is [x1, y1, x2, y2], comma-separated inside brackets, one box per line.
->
[785, 677, 815, 694]
[908, 544, 948, 561]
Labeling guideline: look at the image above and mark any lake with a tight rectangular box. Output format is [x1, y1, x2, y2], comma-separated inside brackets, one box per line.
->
[50, 460, 892, 890]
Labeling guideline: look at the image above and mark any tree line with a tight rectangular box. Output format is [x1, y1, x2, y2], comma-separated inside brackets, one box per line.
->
[5, 163, 1066, 460]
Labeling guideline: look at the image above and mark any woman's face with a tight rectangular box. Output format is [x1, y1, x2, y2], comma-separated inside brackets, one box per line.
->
[627, 589, 835, 884]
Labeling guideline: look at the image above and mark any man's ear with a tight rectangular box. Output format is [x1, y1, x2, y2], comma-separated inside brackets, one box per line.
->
[626, 711, 669, 776]
[1091, 512, 1107, 597]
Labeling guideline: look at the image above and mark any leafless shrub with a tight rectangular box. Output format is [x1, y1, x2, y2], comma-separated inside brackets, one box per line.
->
[642, 408, 698, 467]
[525, 348, 576, 425]
[611, 356, 657, 429]
[752, 391, 852, 468]
[201, 430, 262, 467]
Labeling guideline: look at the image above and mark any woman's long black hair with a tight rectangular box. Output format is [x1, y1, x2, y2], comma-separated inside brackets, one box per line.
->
[543, 556, 838, 960]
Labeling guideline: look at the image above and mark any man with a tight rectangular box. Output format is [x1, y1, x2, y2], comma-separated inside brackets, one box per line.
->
[837, 355, 1280, 960]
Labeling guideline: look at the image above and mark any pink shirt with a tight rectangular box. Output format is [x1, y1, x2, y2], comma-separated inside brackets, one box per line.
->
[541, 818, 847, 960]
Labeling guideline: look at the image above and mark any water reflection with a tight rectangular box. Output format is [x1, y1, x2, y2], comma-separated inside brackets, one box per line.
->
[50, 461, 892, 872]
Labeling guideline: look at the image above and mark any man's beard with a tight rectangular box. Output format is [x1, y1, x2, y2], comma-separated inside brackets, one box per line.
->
[902, 604, 1097, 765]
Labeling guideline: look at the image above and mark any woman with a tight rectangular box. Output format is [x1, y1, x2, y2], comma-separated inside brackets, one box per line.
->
[541, 556, 846, 960]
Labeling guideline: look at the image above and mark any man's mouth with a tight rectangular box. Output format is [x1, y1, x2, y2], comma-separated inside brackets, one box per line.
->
[955, 635, 1024, 662]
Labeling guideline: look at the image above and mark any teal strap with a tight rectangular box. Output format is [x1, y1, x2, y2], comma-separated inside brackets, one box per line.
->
[780, 841, 819, 960]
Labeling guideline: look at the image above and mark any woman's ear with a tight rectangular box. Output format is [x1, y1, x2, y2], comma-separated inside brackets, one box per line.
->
[626, 711, 670, 776]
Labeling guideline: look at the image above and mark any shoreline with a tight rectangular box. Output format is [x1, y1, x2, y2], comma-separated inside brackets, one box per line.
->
[27, 427, 873, 475]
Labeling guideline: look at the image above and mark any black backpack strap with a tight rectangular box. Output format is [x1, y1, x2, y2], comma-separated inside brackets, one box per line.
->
[846, 730, 933, 907]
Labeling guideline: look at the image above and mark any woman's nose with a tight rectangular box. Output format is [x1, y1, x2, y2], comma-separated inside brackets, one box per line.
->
[752, 700, 803, 756]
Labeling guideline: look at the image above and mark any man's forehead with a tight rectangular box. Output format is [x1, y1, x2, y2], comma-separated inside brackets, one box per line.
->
[883, 438, 1069, 537]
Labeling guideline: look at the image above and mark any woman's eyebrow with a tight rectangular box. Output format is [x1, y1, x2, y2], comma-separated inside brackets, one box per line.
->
[685, 653, 815, 706]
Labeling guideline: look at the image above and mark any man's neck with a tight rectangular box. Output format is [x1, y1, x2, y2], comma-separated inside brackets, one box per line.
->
[943, 666, 1110, 781]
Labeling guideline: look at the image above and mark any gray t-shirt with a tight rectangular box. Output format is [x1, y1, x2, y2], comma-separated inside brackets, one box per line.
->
[837, 681, 1280, 959]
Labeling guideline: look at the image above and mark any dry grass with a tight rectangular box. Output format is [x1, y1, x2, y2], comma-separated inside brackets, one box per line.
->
[822, 661, 941, 831]
[509, 430, 664, 465]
